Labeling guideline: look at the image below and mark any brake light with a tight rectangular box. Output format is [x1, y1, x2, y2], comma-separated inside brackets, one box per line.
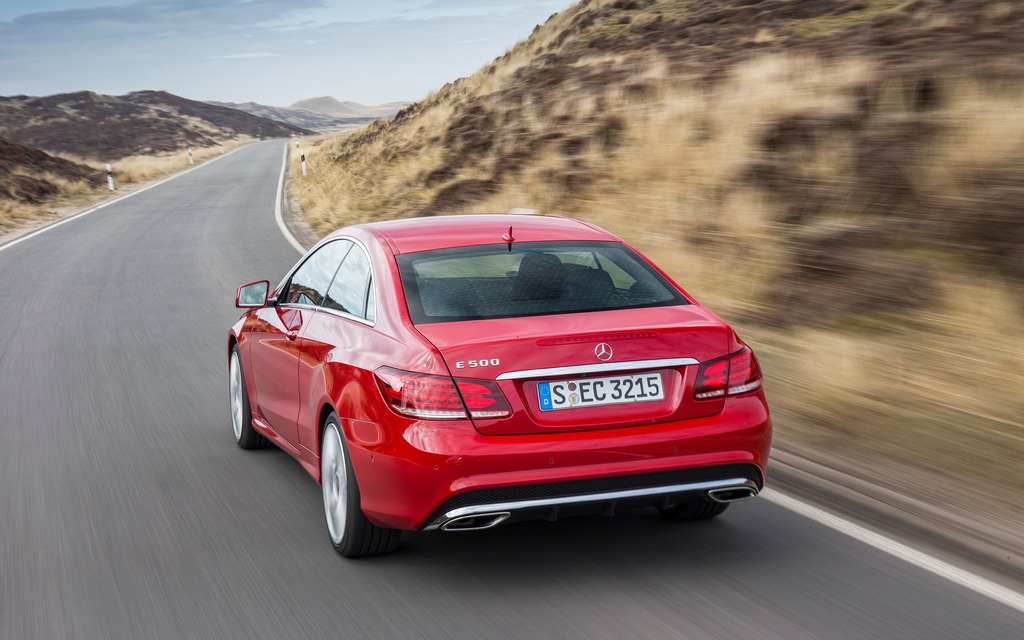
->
[375, 367, 467, 419]
[455, 380, 512, 419]
[374, 367, 511, 420]
[693, 346, 763, 400]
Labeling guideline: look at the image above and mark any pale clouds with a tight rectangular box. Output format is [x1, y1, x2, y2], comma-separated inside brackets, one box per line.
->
[0, 0, 573, 105]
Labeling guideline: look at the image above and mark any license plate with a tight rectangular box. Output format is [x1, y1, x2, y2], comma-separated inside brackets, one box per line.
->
[537, 373, 664, 411]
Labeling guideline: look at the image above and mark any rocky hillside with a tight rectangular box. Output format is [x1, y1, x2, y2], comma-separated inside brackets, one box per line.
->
[306, 0, 1024, 302]
[293, 0, 1024, 574]
[0, 90, 311, 160]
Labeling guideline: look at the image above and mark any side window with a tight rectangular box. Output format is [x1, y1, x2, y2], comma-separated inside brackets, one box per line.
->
[283, 240, 353, 307]
[324, 244, 372, 319]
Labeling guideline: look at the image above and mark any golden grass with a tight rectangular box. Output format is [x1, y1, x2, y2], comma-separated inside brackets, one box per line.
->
[789, 0, 910, 35]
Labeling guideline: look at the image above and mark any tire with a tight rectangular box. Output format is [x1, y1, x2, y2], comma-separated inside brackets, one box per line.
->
[229, 346, 268, 450]
[320, 414, 401, 557]
[658, 499, 729, 522]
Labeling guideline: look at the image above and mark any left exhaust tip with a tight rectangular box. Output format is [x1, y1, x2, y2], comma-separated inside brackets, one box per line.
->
[440, 513, 511, 531]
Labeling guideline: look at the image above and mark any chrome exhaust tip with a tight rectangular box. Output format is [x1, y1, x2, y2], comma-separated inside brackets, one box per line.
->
[440, 512, 511, 531]
[707, 485, 758, 503]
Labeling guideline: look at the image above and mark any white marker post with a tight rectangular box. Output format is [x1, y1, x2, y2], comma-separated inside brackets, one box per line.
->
[300, 148, 307, 177]
[220, 143, 225, 154]
[188, 148, 194, 165]
[106, 163, 114, 191]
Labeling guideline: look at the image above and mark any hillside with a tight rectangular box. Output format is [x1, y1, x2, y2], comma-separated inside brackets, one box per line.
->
[292, 0, 1024, 575]
[0, 137, 99, 205]
[0, 90, 311, 160]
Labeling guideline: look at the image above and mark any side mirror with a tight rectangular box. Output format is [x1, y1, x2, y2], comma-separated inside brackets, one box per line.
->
[235, 280, 270, 308]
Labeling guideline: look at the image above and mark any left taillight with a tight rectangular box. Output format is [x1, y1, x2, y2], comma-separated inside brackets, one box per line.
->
[374, 367, 511, 420]
[693, 346, 763, 400]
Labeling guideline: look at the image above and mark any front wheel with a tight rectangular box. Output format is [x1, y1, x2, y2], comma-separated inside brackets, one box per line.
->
[229, 346, 267, 449]
[321, 414, 400, 557]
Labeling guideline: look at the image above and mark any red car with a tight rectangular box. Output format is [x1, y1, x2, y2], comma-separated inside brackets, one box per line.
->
[228, 213, 771, 557]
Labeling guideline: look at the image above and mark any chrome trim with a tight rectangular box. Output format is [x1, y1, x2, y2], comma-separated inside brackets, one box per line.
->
[441, 512, 511, 531]
[707, 484, 758, 503]
[495, 357, 699, 381]
[424, 477, 756, 531]
[318, 306, 375, 327]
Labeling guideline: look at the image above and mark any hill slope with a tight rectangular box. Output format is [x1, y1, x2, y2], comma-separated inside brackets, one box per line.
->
[0, 90, 312, 160]
[0, 137, 99, 205]
[293, 0, 1024, 574]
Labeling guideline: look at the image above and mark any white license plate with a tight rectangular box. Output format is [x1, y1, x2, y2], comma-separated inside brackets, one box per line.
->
[537, 373, 664, 411]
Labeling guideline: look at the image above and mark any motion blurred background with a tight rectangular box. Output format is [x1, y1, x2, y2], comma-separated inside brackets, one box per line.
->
[288, 0, 1024, 575]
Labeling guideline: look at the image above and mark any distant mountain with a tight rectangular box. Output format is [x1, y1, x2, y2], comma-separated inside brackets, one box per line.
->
[289, 96, 408, 120]
[0, 90, 312, 160]
[206, 101, 380, 132]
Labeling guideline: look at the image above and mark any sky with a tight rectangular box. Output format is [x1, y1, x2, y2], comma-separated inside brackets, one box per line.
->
[0, 0, 575, 106]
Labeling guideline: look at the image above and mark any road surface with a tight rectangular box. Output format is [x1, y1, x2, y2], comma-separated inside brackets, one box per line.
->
[1, 141, 1020, 639]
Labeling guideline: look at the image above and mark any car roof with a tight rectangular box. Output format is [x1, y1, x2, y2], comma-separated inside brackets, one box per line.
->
[347, 214, 620, 255]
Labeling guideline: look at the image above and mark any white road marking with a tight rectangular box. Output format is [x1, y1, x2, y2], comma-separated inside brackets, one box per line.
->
[274, 142, 307, 255]
[0, 146, 243, 254]
[762, 488, 1024, 614]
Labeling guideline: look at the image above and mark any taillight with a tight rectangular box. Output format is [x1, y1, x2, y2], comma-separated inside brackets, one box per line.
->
[455, 380, 512, 419]
[374, 367, 511, 420]
[693, 346, 763, 400]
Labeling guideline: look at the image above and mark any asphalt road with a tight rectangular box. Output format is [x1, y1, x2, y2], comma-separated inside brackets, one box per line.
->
[1, 141, 1020, 639]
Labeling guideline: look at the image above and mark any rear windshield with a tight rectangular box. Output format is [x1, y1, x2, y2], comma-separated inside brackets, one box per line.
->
[396, 241, 687, 324]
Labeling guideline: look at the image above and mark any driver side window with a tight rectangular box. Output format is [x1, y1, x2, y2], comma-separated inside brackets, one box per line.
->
[283, 240, 353, 307]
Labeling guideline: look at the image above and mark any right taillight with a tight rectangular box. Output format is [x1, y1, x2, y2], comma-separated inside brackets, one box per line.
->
[693, 346, 763, 400]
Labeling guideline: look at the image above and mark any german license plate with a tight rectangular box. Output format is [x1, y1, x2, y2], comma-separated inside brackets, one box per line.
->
[537, 373, 664, 411]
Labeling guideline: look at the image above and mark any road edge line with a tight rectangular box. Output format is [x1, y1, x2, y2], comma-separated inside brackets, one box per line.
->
[762, 488, 1024, 614]
[0, 145, 246, 254]
[274, 142, 307, 255]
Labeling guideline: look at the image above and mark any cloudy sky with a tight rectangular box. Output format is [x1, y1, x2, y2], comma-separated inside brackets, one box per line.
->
[0, 0, 574, 106]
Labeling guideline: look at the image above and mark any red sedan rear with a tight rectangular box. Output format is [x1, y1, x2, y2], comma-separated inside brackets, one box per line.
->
[228, 214, 771, 557]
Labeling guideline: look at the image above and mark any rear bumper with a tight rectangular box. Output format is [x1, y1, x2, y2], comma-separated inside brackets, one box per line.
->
[345, 393, 771, 530]
[423, 466, 761, 531]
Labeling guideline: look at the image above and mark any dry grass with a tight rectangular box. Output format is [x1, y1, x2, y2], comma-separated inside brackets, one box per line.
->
[1, 139, 254, 234]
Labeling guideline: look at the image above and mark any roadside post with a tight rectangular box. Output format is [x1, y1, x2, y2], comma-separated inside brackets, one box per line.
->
[188, 148, 194, 165]
[106, 163, 114, 191]
[300, 148, 307, 177]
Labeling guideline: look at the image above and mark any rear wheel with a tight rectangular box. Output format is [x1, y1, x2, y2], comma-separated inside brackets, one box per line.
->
[658, 499, 729, 521]
[321, 413, 400, 557]
[229, 346, 267, 449]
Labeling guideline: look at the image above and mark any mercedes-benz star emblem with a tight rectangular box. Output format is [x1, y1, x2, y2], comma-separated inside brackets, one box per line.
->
[594, 343, 613, 361]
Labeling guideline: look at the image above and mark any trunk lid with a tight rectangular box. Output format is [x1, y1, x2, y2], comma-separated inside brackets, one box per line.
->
[414, 305, 730, 435]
